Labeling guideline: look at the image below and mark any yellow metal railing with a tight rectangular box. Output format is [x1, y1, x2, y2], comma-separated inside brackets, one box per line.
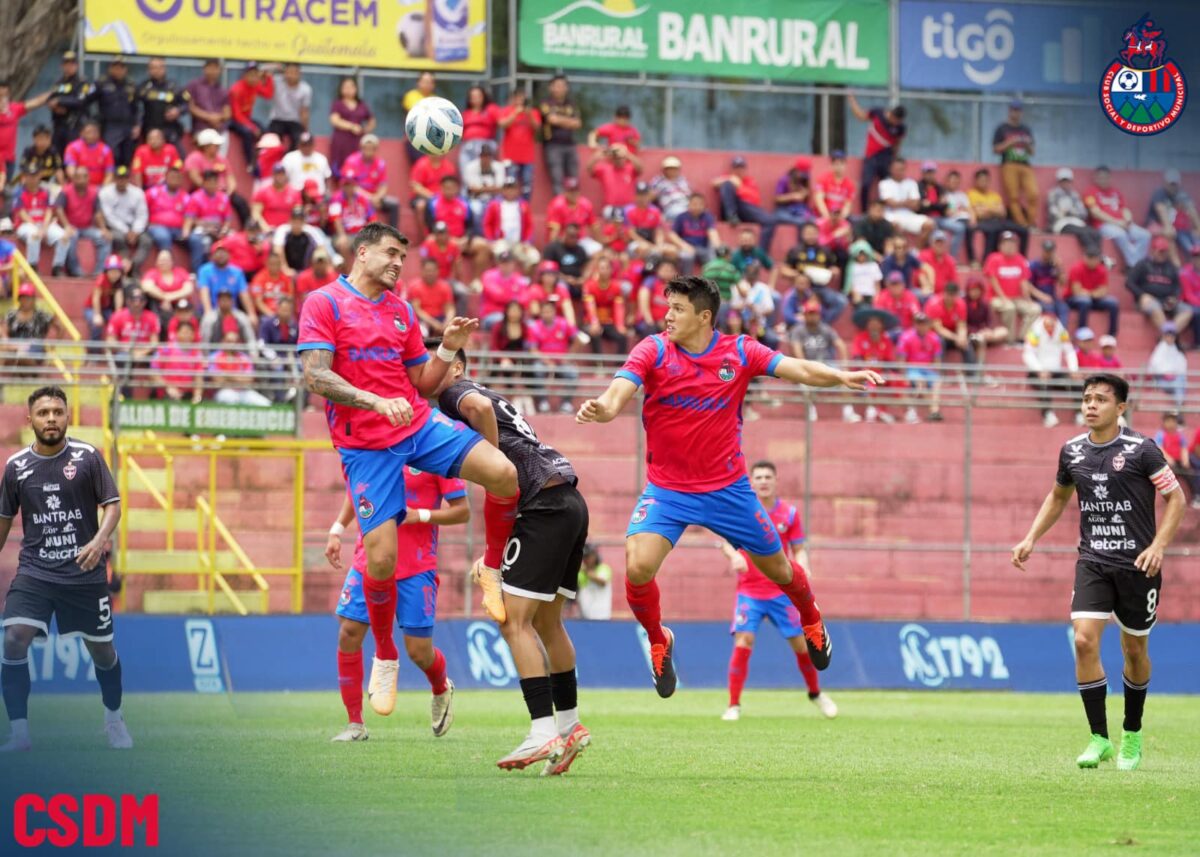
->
[116, 434, 324, 614]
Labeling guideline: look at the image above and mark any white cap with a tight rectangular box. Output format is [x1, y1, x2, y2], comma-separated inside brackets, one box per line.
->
[1164, 168, 1182, 184]
[197, 128, 224, 147]
[1099, 334, 1117, 348]
[1074, 326, 1095, 342]
[0, 217, 13, 232]
[1055, 167, 1074, 182]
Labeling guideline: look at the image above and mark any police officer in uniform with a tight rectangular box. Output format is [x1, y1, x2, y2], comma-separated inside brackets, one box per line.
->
[138, 56, 189, 146]
[47, 51, 92, 157]
[88, 57, 140, 168]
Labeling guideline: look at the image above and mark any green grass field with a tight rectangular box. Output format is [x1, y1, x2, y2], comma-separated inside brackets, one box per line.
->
[6, 690, 1200, 855]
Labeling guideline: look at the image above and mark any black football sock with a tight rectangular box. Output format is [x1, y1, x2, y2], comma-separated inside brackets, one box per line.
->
[1078, 677, 1108, 738]
[1, 657, 31, 721]
[550, 669, 578, 713]
[95, 658, 124, 713]
[1122, 674, 1148, 733]
[519, 676, 553, 722]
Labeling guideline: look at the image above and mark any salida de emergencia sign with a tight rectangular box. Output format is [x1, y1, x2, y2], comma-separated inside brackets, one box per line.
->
[519, 0, 889, 85]
[117, 401, 298, 437]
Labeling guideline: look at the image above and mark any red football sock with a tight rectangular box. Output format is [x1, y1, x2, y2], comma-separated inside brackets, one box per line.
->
[728, 646, 752, 706]
[337, 649, 364, 724]
[625, 578, 667, 646]
[483, 491, 519, 568]
[361, 574, 399, 661]
[778, 560, 822, 628]
[423, 648, 448, 695]
[795, 649, 820, 695]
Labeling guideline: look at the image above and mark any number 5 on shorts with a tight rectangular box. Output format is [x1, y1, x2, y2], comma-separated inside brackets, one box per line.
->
[98, 596, 112, 631]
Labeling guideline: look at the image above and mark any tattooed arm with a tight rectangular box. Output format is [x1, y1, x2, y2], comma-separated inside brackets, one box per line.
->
[300, 349, 414, 426]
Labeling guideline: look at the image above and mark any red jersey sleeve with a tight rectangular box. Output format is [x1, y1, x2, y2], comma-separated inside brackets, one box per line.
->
[297, 289, 337, 351]
[437, 475, 468, 501]
[741, 336, 784, 378]
[616, 334, 662, 388]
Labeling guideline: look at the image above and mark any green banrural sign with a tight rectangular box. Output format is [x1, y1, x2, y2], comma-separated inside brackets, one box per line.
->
[519, 0, 890, 85]
[117, 401, 298, 437]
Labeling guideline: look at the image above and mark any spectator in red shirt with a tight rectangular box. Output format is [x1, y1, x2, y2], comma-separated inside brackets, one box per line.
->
[478, 250, 530, 329]
[634, 256, 677, 338]
[251, 162, 302, 231]
[917, 229, 958, 297]
[897, 312, 943, 422]
[85, 255, 127, 341]
[106, 287, 161, 365]
[925, 281, 973, 364]
[248, 252, 293, 318]
[140, 248, 195, 321]
[525, 260, 576, 327]
[588, 105, 641, 154]
[409, 153, 457, 239]
[849, 312, 898, 423]
[813, 150, 856, 220]
[1066, 248, 1119, 336]
[1074, 327, 1102, 368]
[529, 297, 583, 414]
[12, 165, 66, 272]
[227, 62, 274, 178]
[1084, 165, 1151, 268]
[209, 328, 271, 406]
[714, 156, 777, 252]
[419, 221, 462, 283]
[624, 182, 666, 256]
[964, 278, 1009, 366]
[63, 120, 114, 188]
[497, 89, 540, 198]
[1153, 411, 1200, 508]
[582, 254, 628, 353]
[130, 127, 181, 189]
[295, 248, 338, 302]
[328, 171, 377, 255]
[545, 176, 599, 247]
[483, 176, 538, 269]
[873, 271, 920, 335]
[848, 95, 907, 212]
[587, 143, 642, 213]
[407, 257, 455, 335]
[460, 84, 502, 172]
[0, 83, 50, 190]
[55, 170, 112, 277]
[342, 134, 398, 228]
[983, 230, 1040, 343]
[152, 319, 205, 402]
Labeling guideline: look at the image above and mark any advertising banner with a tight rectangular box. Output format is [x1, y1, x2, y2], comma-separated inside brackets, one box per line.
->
[83, 0, 488, 71]
[116, 400, 298, 436]
[519, 0, 890, 85]
[898, 2, 1199, 95]
[26, 616, 1200, 694]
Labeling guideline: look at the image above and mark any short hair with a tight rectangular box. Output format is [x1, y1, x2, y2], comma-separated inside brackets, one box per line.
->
[33, 124, 51, 136]
[425, 337, 467, 368]
[82, 119, 100, 131]
[689, 192, 706, 201]
[28, 385, 68, 410]
[750, 460, 776, 474]
[176, 319, 196, 333]
[615, 105, 631, 118]
[947, 169, 961, 179]
[892, 156, 906, 165]
[351, 222, 409, 255]
[204, 58, 221, 67]
[0, 80, 9, 90]
[663, 275, 720, 324]
[1082, 373, 1129, 404]
[550, 73, 569, 85]
[974, 168, 990, 179]
[891, 105, 907, 119]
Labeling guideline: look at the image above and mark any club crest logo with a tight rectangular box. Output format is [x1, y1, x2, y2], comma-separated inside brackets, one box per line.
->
[62, 463, 77, 480]
[1099, 14, 1187, 136]
[630, 501, 653, 525]
[1112, 453, 1126, 472]
[718, 359, 735, 382]
[357, 494, 375, 519]
[394, 314, 407, 333]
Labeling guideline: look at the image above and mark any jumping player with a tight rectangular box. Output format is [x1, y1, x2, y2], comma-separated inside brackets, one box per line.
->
[325, 465, 469, 742]
[1012, 374, 1186, 770]
[719, 460, 837, 721]
[298, 223, 518, 719]
[0, 386, 131, 751]
[577, 275, 881, 697]
[435, 349, 591, 775]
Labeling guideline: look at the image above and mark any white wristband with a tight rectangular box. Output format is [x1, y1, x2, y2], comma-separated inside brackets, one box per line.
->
[417, 509, 431, 524]
[329, 522, 345, 536]
[436, 344, 458, 363]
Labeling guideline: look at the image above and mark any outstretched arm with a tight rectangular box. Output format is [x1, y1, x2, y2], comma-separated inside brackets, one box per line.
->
[1011, 483, 1074, 571]
[771, 355, 883, 390]
[576, 377, 639, 424]
[410, 316, 479, 396]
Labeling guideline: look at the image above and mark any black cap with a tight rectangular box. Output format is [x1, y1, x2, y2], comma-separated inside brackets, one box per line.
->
[831, 149, 846, 160]
[23, 163, 40, 176]
[731, 156, 747, 168]
[290, 205, 305, 218]
[111, 55, 128, 66]
[33, 124, 51, 136]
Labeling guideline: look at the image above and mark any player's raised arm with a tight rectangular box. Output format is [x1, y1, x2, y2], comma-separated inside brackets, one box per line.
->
[1011, 482, 1075, 571]
[771, 354, 883, 391]
[576, 376, 639, 424]
[410, 318, 479, 397]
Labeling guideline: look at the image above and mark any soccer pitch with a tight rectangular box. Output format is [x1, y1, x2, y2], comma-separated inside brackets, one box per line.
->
[6, 690, 1199, 855]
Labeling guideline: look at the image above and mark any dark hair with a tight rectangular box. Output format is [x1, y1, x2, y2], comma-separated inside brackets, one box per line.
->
[689, 192, 706, 201]
[891, 105, 907, 119]
[82, 119, 100, 130]
[33, 124, 51, 136]
[615, 105, 631, 118]
[176, 319, 196, 333]
[351, 222, 409, 254]
[550, 74, 569, 85]
[974, 168, 990, 179]
[947, 169, 960, 179]
[467, 84, 492, 108]
[203, 58, 221, 67]
[0, 80, 8, 90]
[336, 75, 359, 100]
[28, 385, 68, 410]
[750, 460, 776, 474]
[663, 275, 721, 325]
[425, 337, 467, 368]
[1082, 373, 1129, 404]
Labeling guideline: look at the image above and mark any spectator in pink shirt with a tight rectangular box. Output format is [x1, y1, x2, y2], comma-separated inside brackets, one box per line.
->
[183, 169, 233, 269]
[528, 298, 584, 414]
[586, 143, 642, 214]
[341, 134, 398, 228]
[897, 312, 943, 423]
[63, 121, 114, 188]
[184, 128, 250, 226]
[524, 260, 576, 327]
[477, 250, 530, 330]
[873, 270, 920, 336]
[152, 319, 206, 402]
[54, 170, 111, 277]
[1179, 245, 1200, 347]
[146, 163, 190, 254]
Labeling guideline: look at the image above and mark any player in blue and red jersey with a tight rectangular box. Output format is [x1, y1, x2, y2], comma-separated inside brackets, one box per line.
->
[298, 223, 519, 718]
[325, 466, 469, 741]
[577, 275, 881, 697]
[719, 460, 837, 722]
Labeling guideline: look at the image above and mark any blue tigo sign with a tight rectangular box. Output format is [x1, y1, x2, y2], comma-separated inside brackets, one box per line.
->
[898, 2, 1197, 95]
[19, 616, 1200, 695]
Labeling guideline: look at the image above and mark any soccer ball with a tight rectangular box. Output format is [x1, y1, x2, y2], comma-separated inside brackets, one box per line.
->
[1117, 69, 1138, 89]
[405, 97, 463, 156]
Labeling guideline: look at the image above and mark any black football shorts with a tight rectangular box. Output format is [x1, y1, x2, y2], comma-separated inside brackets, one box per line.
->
[500, 483, 589, 602]
[1070, 560, 1161, 635]
[2, 574, 115, 642]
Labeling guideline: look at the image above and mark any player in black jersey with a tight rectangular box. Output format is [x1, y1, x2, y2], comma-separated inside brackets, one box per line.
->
[0, 387, 131, 752]
[434, 348, 591, 776]
[1012, 374, 1186, 771]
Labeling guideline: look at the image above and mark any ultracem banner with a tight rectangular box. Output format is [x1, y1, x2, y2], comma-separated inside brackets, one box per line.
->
[519, 0, 890, 85]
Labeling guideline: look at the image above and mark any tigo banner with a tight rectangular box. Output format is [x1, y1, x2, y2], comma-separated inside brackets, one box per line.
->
[519, 0, 890, 85]
[83, 0, 488, 71]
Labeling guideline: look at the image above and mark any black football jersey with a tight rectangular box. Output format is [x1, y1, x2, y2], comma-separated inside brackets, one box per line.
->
[1055, 430, 1176, 571]
[438, 380, 576, 507]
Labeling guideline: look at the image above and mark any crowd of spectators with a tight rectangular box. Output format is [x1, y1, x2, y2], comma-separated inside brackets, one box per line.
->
[0, 58, 1195, 419]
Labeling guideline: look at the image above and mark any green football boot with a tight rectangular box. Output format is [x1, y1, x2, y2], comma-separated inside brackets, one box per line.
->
[1117, 731, 1143, 771]
[1076, 733, 1115, 768]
